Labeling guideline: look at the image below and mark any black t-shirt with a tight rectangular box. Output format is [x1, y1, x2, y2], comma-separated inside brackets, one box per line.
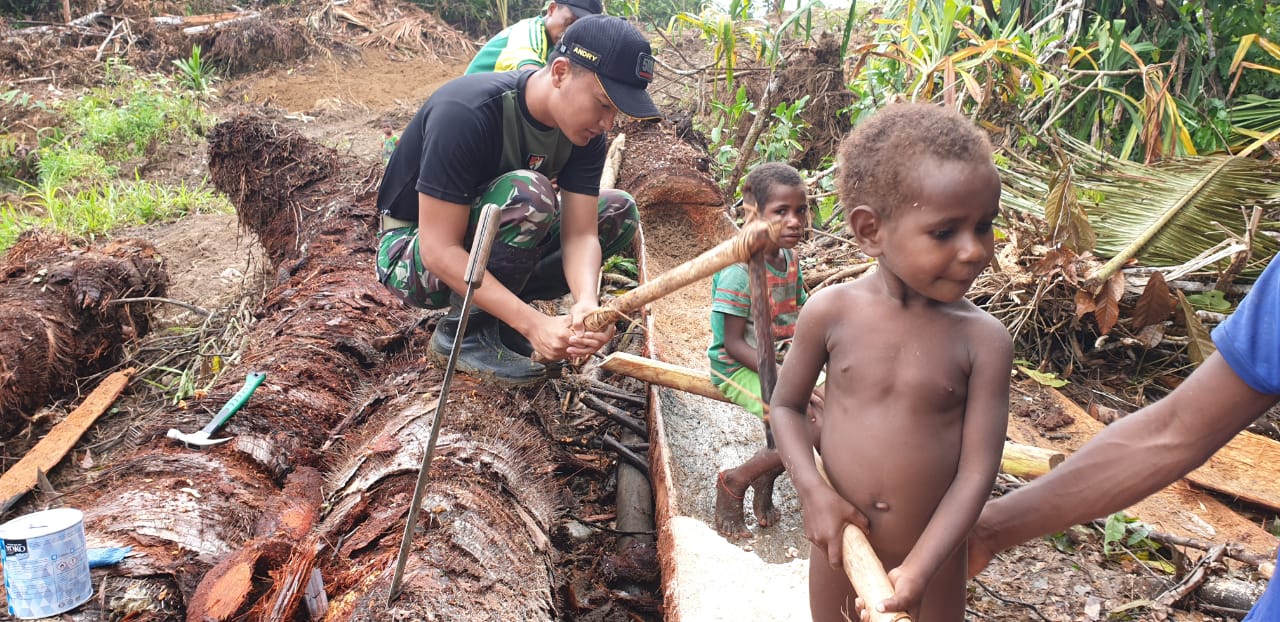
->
[376, 70, 607, 222]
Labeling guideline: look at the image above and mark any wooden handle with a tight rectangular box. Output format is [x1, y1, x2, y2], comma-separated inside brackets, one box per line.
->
[839, 525, 911, 622]
[582, 219, 779, 333]
[815, 453, 912, 622]
[532, 220, 779, 362]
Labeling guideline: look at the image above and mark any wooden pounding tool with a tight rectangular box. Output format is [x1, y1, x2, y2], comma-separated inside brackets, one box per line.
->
[532, 220, 779, 361]
[746, 240, 778, 447]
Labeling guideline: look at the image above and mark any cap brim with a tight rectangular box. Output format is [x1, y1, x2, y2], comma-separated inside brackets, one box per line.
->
[597, 74, 661, 120]
[566, 5, 593, 18]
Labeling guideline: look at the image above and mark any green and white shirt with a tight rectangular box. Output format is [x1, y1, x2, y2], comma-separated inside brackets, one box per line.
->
[466, 16, 550, 75]
[707, 249, 807, 385]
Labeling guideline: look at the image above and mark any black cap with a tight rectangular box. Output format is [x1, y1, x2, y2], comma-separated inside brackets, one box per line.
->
[551, 15, 660, 120]
[556, 0, 602, 19]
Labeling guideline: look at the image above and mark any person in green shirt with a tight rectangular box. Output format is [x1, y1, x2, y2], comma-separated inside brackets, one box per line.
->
[708, 162, 822, 540]
[465, 0, 603, 75]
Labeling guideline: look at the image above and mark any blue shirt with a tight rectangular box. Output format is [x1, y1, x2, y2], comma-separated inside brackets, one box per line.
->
[1212, 257, 1279, 620]
[1212, 258, 1280, 395]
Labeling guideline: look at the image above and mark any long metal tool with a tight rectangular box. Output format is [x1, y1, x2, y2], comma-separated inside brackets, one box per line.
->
[387, 203, 501, 604]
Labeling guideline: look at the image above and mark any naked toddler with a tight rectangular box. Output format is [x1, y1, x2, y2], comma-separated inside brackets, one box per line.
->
[770, 103, 1012, 621]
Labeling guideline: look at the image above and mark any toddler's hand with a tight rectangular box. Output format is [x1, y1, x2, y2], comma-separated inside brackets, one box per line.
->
[799, 486, 868, 569]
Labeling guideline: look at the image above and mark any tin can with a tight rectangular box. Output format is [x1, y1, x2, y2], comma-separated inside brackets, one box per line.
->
[0, 508, 93, 619]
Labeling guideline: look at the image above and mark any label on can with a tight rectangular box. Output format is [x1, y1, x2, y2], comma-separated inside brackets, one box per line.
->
[0, 508, 92, 619]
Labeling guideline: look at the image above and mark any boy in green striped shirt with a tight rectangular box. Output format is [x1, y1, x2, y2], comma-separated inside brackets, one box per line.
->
[708, 162, 821, 540]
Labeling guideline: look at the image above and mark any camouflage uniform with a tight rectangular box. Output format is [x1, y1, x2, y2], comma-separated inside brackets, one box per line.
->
[376, 169, 637, 309]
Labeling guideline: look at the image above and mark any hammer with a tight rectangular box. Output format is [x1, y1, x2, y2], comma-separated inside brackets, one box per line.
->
[166, 371, 266, 448]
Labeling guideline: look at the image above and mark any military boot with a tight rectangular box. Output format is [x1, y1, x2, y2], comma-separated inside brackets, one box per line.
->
[429, 296, 546, 387]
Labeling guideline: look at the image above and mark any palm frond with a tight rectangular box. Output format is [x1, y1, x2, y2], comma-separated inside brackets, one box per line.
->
[1000, 134, 1280, 283]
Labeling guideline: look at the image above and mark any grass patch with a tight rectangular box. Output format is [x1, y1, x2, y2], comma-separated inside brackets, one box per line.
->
[1, 179, 231, 250]
[0, 61, 225, 252]
[60, 62, 211, 165]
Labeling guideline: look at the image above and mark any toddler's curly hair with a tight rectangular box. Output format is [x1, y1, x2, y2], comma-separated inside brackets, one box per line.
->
[837, 103, 992, 224]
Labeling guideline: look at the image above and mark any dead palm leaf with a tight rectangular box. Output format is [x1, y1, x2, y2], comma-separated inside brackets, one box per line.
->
[1000, 133, 1280, 286]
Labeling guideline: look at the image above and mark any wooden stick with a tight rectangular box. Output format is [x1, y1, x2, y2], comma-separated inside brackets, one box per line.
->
[814, 453, 912, 622]
[580, 220, 779, 333]
[0, 368, 133, 512]
[747, 246, 778, 448]
[599, 352, 725, 402]
[999, 442, 1064, 479]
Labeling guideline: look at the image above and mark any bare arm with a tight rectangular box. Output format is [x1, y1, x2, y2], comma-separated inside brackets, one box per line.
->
[772, 290, 868, 565]
[721, 313, 760, 374]
[417, 192, 570, 358]
[972, 351, 1279, 569]
[559, 190, 614, 358]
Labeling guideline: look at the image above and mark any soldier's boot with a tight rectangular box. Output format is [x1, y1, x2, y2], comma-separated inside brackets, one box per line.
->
[428, 243, 546, 386]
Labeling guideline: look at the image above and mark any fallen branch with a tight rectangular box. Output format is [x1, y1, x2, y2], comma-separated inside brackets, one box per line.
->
[811, 261, 875, 294]
[1085, 517, 1276, 571]
[601, 434, 648, 475]
[183, 13, 261, 36]
[0, 369, 133, 514]
[1152, 543, 1225, 613]
[109, 296, 210, 317]
[581, 394, 647, 437]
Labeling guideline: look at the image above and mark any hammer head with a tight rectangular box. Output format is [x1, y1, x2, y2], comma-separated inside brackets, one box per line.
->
[166, 427, 232, 448]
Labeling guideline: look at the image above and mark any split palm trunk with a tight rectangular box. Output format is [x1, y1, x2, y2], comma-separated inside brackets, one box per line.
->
[10, 117, 562, 621]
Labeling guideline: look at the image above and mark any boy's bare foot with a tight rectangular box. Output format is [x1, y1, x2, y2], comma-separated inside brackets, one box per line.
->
[750, 474, 781, 527]
[714, 471, 751, 539]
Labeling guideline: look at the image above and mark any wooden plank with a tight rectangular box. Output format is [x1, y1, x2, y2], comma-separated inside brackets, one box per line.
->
[0, 368, 133, 513]
[1190, 430, 1280, 512]
[601, 352, 724, 402]
[1009, 383, 1277, 558]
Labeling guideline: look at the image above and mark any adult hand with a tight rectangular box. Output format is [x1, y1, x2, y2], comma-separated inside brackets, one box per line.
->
[874, 566, 925, 617]
[527, 313, 573, 362]
[566, 299, 616, 359]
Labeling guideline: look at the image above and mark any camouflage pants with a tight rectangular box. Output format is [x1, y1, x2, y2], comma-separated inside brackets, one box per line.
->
[376, 169, 638, 309]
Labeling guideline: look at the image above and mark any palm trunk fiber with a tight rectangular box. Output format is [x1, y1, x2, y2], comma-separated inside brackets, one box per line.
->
[0, 233, 166, 435]
[11, 116, 563, 621]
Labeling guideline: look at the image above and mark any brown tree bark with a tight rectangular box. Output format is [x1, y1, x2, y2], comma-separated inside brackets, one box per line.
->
[0, 233, 166, 435]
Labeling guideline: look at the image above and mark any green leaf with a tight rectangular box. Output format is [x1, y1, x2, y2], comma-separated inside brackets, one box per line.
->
[999, 134, 1280, 282]
[1102, 512, 1130, 555]
[1016, 366, 1069, 388]
[1185, 289, 1232, 312]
